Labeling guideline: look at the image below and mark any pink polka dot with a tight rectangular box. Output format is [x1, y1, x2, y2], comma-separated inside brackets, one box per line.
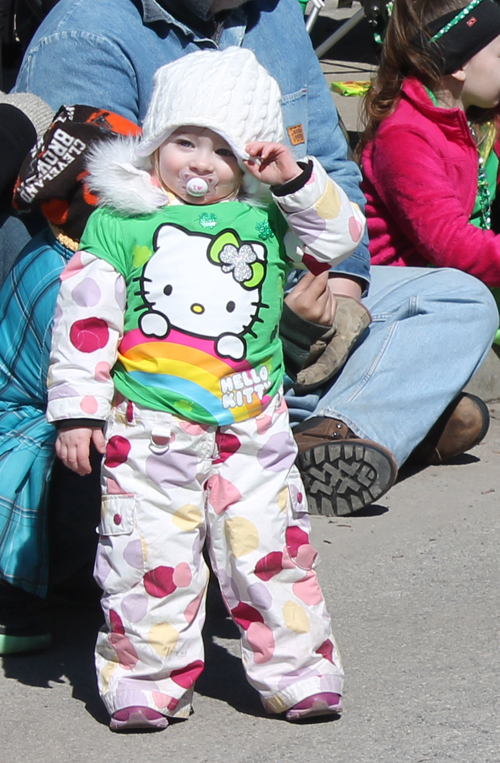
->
[231, 602, 264, 630]
[246, 621, 275, 664]
[255, 414, 272, 435]
[109, 632, 139, 669]
[349, 215, 363, 242]
[105, 435, 131, 467]
[110, 609, 125, 635]
[170, 660, 204, 688]
[60, 251, 83, 280]
[95, 361, 111, 381]
[80, 395, 98, 414]
[295, 543, 318, 570]
[213, 433, 241, 463]
[316, 639, 336, 664]
[105, 477, 127, 495]
[306, 171, 316, 185]
[173, 562, 192, 588]
[72, 277, 101, 307]
[281, 547, 297, 570]
[178, 420, 208, 436]
[184, 589, 204, 624]
[206, 474, 242, 514]
[293, 571, 323, 605]
[255, 551, 283, 581]
[286, 526, 309, 557]
[302, 253, 330, 275]
[143, 566, 176, 597]
[153, 692, 174, 710]
[70, 317, 109, 353]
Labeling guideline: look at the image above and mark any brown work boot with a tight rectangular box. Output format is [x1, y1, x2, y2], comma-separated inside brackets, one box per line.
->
[409, 393, 489, 465]
[293, 416, 398, 517]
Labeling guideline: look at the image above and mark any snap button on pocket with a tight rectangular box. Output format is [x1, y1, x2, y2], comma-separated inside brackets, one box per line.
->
[98, 495, 135, 536]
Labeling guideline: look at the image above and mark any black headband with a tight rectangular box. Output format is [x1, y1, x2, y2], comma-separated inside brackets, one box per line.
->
[426, 0, 500, 74]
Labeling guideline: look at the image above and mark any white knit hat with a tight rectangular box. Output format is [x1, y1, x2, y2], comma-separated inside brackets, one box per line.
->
[136, 47, 284, 161]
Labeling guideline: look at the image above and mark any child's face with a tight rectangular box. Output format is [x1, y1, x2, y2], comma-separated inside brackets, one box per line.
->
[461, 33, 500, 110]
[156, 126, 243, 205]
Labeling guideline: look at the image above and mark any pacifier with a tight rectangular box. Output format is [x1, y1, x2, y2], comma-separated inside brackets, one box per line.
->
[186, 177, 210, 197]
[179, 168, 218, 198]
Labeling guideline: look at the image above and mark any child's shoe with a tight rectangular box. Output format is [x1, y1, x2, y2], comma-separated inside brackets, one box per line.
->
[285, 692, 343, 721]
[110, 706, 169, 732]
[0, 580, 51, 655]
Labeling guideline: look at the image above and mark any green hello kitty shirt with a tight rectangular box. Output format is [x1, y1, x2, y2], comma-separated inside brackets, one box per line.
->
[79, 201, 292, 425]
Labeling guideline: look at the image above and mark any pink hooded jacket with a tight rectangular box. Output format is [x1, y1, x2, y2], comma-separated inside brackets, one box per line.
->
[361, 77, 500, 288]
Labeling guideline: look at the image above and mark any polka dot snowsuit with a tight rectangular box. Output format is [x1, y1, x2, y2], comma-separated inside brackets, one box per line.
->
[95, 393, 343, 717]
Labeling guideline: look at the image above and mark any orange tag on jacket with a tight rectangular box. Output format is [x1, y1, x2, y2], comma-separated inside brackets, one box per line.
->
[287, 124, 305, 146]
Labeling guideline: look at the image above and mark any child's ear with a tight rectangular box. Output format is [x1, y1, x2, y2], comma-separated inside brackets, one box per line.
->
[451, 67, 467, 83]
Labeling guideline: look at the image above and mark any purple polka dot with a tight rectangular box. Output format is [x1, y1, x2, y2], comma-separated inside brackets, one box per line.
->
[123, 539, 144, 569]
[247, 582, 272, 611]
[47, 383, 79, 402]
[257, 433, 296, 473]
[217, 568, 241, 610]
[192, 532, 205, 569]
[146, 450, 198, 489]
[278, 666, 317, 690]
[94, 546, 112, 585]
[115, 277, 126, 310]
[72, 277, 102, 307]
[121, 593, 148, 623]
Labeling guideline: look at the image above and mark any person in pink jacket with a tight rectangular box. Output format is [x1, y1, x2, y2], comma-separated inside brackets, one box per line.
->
[361, 0, 500, 338]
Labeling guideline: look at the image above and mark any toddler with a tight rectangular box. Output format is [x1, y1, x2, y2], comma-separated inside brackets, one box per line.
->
[47, 47, 365, 731]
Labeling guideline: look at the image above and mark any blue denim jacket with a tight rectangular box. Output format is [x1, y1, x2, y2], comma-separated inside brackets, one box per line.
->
[14, 0, 369, 284]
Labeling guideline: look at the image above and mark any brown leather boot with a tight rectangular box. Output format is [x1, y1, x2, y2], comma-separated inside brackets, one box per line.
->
[409, 393, 490, 465]
[293, 416, 398, 516]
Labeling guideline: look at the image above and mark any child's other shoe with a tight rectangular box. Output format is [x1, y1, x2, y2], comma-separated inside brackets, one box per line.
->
[0, 579, 51, 655]
[285, 692, 343, 721]
[110, 706, 169, 732]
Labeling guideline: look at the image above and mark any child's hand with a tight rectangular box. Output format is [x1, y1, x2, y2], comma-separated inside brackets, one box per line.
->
[285, 271, 337, 327]
[244, 141, 302, 187]
[55, 426, 106, 476]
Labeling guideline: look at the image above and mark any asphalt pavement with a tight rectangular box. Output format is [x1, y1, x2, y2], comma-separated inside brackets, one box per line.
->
[2, 408, 499, 763]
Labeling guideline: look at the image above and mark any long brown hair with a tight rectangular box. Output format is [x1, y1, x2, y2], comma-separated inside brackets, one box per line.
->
[359, 0, 473, 152]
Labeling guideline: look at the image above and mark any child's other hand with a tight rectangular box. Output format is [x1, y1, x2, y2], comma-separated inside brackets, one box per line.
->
[285, 271, 337, 327]
[55, 426, 106, 476]
[244, 141, 302, 187]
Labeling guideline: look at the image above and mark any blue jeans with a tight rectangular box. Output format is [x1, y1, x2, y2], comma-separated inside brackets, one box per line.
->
[286, 266, 499, 467]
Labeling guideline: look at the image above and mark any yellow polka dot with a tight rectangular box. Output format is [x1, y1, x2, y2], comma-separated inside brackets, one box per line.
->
[277, 486, 289, 513]
[225, 516, 259, 557]
[100, 660, 118, 692]
[314, 181, 341, 220]
[140, 535, 148, 560]
[148, 622, 179, 657]
[283, 601, 311, 633]
[264, 693, 289, 713]
[133, 245, 153, 268]
[172, 504, 203, 531]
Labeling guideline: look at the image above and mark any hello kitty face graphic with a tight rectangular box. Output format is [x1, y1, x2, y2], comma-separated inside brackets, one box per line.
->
[138, 224, 268, 361]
